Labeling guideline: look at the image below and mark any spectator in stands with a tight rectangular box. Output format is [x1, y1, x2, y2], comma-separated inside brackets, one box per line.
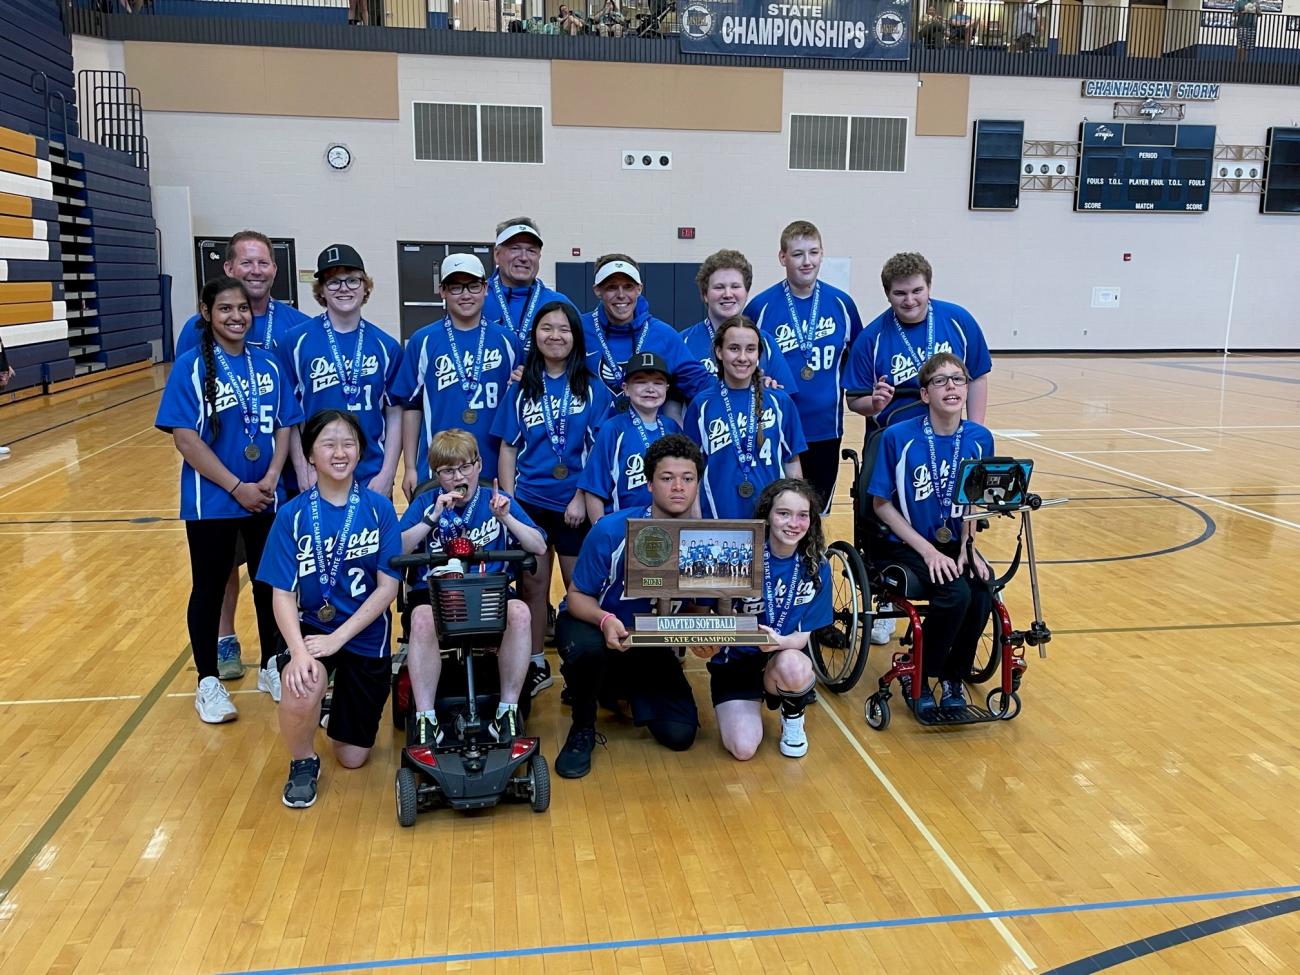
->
[0, 333, 11, 457]
[947, 0, 974, 45]
[349, 0, 370, 25]
[558, 4, 585, 34]
[1012, 0, 1039, 52]
[1235, 0, 1258, 61]
[595, 0, 626, 37]
[919, 6, 948, 47]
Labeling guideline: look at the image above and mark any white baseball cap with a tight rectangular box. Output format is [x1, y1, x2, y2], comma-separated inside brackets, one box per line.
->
[495, 223, 544, 247]
[440, 253, 487, 281]
[594, 260, 642, 286]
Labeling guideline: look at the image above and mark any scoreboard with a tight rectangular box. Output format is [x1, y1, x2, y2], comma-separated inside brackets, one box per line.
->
[1075, 122, 1215, 213]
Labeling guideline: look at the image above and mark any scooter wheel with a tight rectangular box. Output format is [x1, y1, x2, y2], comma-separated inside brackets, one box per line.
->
[396, 767, 418, 827]
[528, 754, 551, 813]
[986, 689, 1022, 721]
[865, 693, 890, 731]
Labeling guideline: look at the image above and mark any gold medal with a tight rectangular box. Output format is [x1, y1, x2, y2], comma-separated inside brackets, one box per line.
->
[462, 408, 478, 425]
[935, 526, 953, 544]
[317, 603, 337, 622]
[244, 443, 261, 461]
[800, 365, 814, 381]
[553, 464, 569, 480]
[738, 481, 755, 499]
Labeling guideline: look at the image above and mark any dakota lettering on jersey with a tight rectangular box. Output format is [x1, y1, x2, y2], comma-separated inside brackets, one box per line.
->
[295, 527, 381, 576]
[679, 0, 911, 60]
[309, 353, 381, 394]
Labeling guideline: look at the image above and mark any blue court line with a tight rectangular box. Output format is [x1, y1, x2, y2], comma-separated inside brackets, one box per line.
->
[1042, 895, 1300, 974]
[1147, 360, 1300, 385]
[212, 882, 1300, 975]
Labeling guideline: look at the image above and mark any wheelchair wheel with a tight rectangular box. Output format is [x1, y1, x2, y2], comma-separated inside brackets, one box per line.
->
[395, 767, 418, 827]
[986, 688, 1021, 720]
[865, 692, 890, 731]
[968, 628, 1000, 685]
[528, 754, 551, 813]
[810, 541, 871, 694]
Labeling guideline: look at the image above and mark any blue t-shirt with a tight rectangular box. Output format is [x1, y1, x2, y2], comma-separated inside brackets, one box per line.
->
[843, 298, 993, 430]
[390, 318, 519, 482]
[571, 505, 682, 626]
[866, 416, 996, 545]
[683, 382, 807, 520]
[679, 318, 800, 397]
[492, 373, 612, 512]
[576, 409, 682, 513]
[256, 486, 402, 657]
[481, 273, 577, 352]
[397, 484, 544, 585]
[581, 296, 712, 403]
[709, 546, 833, 666]
[276, 316, 403, 484]
[156, 345, 304, 520]
[175, 298, 312, 357]
[745, 280, 863, 443]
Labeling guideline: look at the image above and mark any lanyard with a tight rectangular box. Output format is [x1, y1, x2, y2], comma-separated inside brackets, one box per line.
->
[719, 384, 756, 477]
[782, 281, 821, 365]
[628, 411, 663, 454]
[491, 276, 543, 347]
[763, 544, 803, 634]
[322, 313, 367, 402]
[308, 483, 361, 605]
[694, 319, 720, 375]
[891, 304, 936, 371]
[442, 317, 487, 394]
[922, 417, 964, 515]
[435, 486, 482, 546]
[591, 306, 650, 387]
[212, 345, 261, 444]
[262, 301, 277, 348]
[539, 373, 574, 459]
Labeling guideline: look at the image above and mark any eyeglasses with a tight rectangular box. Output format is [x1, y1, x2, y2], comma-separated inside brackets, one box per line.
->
[434, 459, 480, 478]
[926, 374, 969, 388]
[325, 275, 364, 292]
[444, 281, 486, 296]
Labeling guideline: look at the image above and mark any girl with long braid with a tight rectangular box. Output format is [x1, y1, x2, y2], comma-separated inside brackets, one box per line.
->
[683, 315, 806, 519]
[156, 275, 303, 723]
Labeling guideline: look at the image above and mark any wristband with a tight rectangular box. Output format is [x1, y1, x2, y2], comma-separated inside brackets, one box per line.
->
[228, 480, 242, 495]
[597, 612, 616, 631]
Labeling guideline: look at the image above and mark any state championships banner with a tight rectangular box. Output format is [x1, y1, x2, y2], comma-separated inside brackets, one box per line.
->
[678, 0, 912, 60]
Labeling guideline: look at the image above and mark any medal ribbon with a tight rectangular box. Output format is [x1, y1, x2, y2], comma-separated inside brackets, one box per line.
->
[491, 276, 543, 347]
[891, 304, 936, 372]
[442, 316, 488, 396]
[782, 281, 821, 370]
[322, 313, 367, 402]
[212, 345, 262, 447]
[922, 417, 964, 534]
[591, 306, 650, 388]
[763, 544, 803, 634]
[719, 384, 756, 480]
[262, 300, 277, 349]
[435, 486, 482, 547]
[628, 411, 663, 455]
[539, 374, 574, 462]
[308, 483, 361, 608]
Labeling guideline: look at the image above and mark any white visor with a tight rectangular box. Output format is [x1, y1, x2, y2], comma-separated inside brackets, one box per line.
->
[494, 223, 544, 247]
[594, 260, 642, 286]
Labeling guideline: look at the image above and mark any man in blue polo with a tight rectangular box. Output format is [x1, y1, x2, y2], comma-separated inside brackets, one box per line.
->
[481, 217, 576, 354]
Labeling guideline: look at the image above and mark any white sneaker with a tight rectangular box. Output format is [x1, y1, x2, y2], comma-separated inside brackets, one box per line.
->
[0, 445, 10, 457]
[871, 606, 896, 645]
[195, 676, 238, 723]
[779, 713, 808, 758]
[258, 662, 282, 703]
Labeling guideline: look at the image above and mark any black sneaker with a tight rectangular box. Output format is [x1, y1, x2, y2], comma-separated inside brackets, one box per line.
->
[545, 604, 557, 641]
[490, 707, 524, 742]
[526, 659, 554, 698]
[410, 713, 444, 747]
[282, 755, 321, 808]
[555, 723, 606, 779]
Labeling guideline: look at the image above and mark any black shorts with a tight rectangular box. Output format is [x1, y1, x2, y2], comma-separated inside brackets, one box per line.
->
[278, 624, 390, 750]
[707, 653, 781, 708]
[519, 499, 587, 558]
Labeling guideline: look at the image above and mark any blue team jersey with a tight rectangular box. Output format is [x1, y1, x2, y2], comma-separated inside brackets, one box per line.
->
[276, 316, 403, 483]
[481, 273, 577, 351]
[745, 280, 863, 443]
[866, 416, 996, 545]
[576, 409, 682, 512]
[581, 296, 712, 403]
[398, 485, 544, 585]
[256, 486, 401, 657]
[571, 506, 674, 626]
[683, 383, 807, 519]
[492, 373, 612, 512]
[709, 546, 833, 666]
[843, 298, 993, 429]
[679, 319, 800, 397]
[156, 345, 303, 520]
[175, 299, 312, 357]
[390, 318, 519, 482]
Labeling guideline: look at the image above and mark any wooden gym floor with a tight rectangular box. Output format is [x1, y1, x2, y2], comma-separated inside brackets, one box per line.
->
[0, 354, 1298, 975]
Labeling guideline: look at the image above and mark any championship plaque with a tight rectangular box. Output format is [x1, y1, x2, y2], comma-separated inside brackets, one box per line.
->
[624, 519, 778, 650]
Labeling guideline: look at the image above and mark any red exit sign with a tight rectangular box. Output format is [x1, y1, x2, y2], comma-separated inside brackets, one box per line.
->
[677, 227, 696, 240]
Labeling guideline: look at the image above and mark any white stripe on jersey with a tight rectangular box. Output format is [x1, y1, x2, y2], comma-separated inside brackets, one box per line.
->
[597, 538, 628, 608]
[893, 436, 915, 526]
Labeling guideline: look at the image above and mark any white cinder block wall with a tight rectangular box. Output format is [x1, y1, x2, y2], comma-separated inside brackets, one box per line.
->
[73, 39, 1300, 351]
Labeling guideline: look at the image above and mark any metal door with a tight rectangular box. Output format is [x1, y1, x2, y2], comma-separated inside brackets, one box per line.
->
[396, 240, 494, 341]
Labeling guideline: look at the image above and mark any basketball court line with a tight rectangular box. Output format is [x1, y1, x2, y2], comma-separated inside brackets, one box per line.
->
[0, 695, 144, 706]
[0, 425, 157, 504]
[1120, 430, 1209, 450]
[1064, 449, 1207, 455]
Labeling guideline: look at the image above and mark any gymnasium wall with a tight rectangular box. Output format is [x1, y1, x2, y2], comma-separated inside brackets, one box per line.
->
[82, 38, 1300, 352]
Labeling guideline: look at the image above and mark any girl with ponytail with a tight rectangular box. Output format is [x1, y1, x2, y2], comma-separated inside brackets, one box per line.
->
[682, 315, 806, 518]
[156, 275, 304, 724]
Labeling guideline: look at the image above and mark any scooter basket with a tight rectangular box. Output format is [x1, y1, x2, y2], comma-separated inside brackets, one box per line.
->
[429, 572, 511, 644]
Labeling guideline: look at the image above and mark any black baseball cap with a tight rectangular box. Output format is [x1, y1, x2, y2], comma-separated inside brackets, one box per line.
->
[315, 243, 365, 279]
[624, 352, 670, 381]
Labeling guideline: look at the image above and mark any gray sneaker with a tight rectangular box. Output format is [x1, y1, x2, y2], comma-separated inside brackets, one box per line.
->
[283, 755, 321, 808]
[216, 635, 244, 680]
[195, 676, 238, 724]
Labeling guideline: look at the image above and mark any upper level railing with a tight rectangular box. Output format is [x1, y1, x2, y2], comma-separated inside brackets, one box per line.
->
[65, 1, 1300, 87]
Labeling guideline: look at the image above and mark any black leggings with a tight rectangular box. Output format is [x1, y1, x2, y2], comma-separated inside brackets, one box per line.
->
[800, 437, 842, 515]
[185, 513, 278, 681]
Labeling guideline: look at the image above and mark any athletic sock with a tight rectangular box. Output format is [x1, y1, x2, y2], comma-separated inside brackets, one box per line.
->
[530, 652, 546, 666]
